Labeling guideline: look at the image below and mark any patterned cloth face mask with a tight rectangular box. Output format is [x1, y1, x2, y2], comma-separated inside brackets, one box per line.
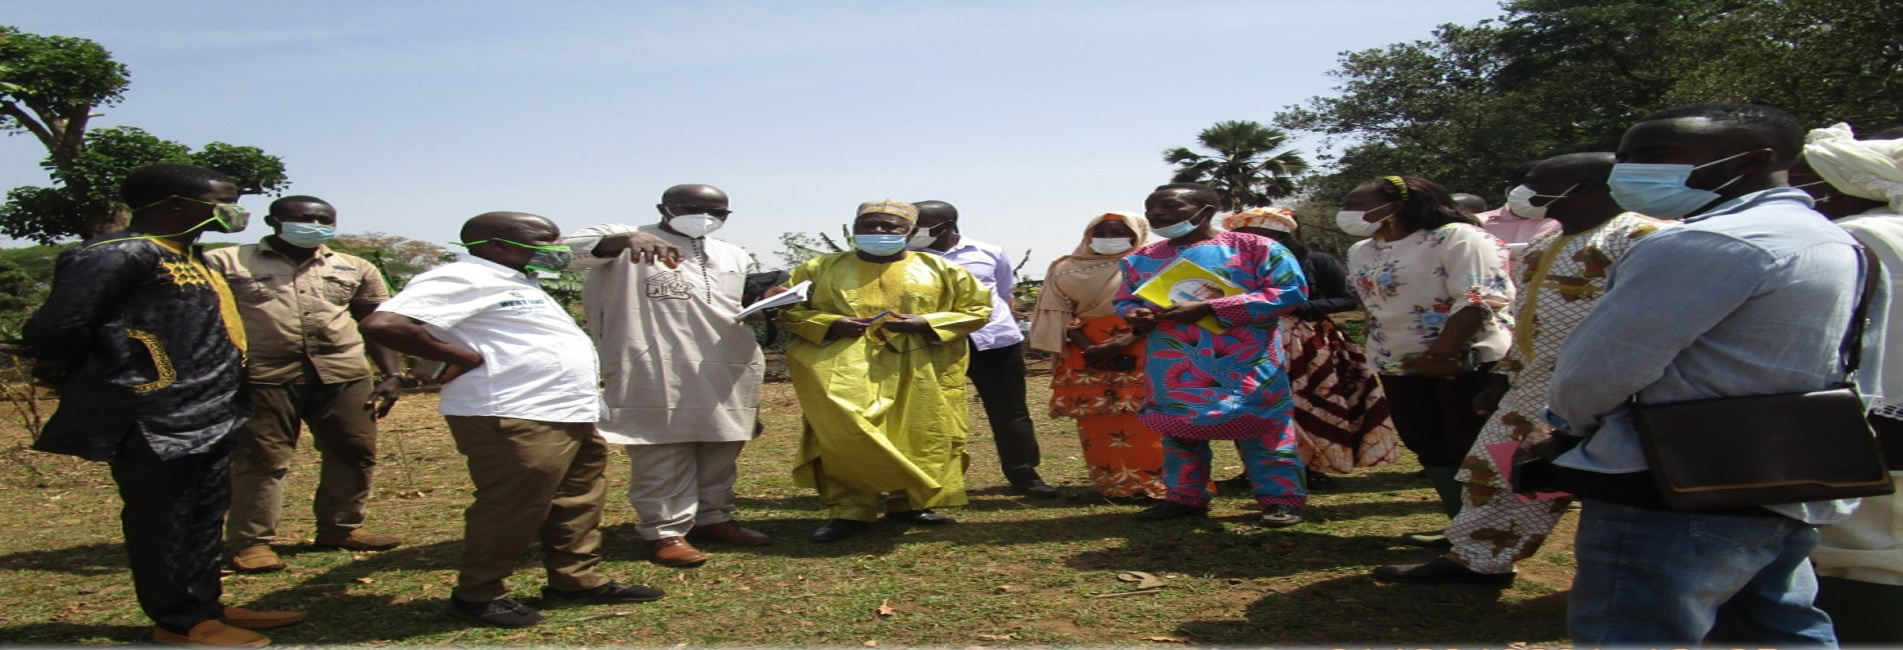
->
[454, 239, 575, 273]
[137, 195, 252, 234]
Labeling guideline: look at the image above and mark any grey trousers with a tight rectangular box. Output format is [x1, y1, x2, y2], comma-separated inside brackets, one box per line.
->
[624, 440, 745, 540]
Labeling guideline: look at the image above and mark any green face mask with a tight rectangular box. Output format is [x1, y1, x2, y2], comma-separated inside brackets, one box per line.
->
[137, 195, 251, 233]
[454, 239, 574, 273]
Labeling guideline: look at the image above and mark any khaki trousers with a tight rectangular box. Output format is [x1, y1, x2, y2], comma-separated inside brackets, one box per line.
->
[227, 378, 378, 548]
[445, 416, 610, 603]
[625, 441, 745, 540]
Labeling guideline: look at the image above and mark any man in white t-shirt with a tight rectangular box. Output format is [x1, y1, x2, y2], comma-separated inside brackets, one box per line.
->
[361, 212, 663, 629]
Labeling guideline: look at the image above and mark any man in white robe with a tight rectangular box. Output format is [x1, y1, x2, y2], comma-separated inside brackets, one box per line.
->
[565, 184, 769, 567]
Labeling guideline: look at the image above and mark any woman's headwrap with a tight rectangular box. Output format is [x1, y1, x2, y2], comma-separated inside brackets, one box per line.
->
[1805, 123, 1903, 213]
[1026, 212, 1150, 353]
[1224, 207, 1298, 233]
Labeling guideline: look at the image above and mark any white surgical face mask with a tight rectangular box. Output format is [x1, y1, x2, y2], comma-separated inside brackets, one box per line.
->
[1505, 184, 1578, 220]
[1334, 202, 1394, 237]
[1088, 237, 1134, 255]
[668, 213, 724, 238]
[907, 224, 941, 249]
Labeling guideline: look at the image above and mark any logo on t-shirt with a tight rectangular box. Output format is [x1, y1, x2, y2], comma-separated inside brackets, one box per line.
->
[498, 290, 547, 315]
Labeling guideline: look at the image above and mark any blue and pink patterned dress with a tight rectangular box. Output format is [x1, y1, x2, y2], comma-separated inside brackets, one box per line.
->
[1112, 231, 1311, 507]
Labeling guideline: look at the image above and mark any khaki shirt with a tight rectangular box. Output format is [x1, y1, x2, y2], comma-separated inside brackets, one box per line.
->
[204, 238, 391, 384]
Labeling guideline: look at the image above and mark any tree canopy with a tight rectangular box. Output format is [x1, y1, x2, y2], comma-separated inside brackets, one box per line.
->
[328, 232, 457, 291]
[1163, 120, 1309, 211]
[1278, 0, 1903, 208]
[0, 26, 290, 243]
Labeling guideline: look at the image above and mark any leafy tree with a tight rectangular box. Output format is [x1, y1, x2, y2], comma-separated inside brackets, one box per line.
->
[0, 245, 61, 336]
[1278, 0, 1903, 217]
[0, 26, 289, 243]
[1163, 120, 1310, 211]
[773, 229, 848, 267]
[328, 232, 456, 291]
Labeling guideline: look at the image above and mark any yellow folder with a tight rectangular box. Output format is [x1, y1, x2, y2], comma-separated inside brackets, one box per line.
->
[1134, 258, 1243, 333]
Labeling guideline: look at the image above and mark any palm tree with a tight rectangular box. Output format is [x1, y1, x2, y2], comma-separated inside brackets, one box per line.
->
[1163, 120, 1310, 211]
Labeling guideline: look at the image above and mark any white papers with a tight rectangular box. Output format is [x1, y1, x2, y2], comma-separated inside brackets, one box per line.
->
[734, 280, 811, 321]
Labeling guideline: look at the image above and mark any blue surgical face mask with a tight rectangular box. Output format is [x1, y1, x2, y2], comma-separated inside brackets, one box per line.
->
[854, 234, 909, 256]
[277, 222, 336, 248]
[1152, 206, 1211, 240]
[1608, 151, 1751, 219]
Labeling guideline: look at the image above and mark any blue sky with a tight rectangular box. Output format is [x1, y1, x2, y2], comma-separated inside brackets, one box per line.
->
[3, 1, 1507, 276]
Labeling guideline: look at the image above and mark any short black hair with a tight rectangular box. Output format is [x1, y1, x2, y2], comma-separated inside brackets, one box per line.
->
[913, 200, 957, 221]
[1152, 183, 1221, 209]
[1638, 103, 1804, 166]
[122, 163, 235, 210]
[270, 195, 331, 215]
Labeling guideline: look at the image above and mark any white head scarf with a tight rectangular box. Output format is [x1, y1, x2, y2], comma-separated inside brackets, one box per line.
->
[1804, 122, 1903, 212]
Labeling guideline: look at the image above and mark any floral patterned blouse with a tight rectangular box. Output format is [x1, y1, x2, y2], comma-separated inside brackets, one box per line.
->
[1345, 222, 1515, 374]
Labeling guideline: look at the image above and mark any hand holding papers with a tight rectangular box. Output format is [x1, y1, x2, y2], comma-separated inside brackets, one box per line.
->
[735, 280, 811, 321]
[1133, 259, 1241, 333]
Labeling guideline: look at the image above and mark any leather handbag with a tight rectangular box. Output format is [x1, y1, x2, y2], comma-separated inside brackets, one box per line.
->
[1631, 246, 1894, 510]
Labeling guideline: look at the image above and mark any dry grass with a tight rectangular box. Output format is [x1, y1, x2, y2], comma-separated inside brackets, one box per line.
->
[0, 374, 1576, 646]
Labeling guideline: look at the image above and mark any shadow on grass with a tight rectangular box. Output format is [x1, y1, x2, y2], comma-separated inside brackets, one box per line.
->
[224, 540, 469, 644]
[1308, 469, 1435, 495]
[0, 541, 125, 576]
[1173, 573, 1570, 645]
[1306, 497, 1446, 523]
[0, 540, 471, 644]
[0, 621, 150, 644]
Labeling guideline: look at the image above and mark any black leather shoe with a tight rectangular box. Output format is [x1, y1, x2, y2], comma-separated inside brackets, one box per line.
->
[1010, 479, 1062, 499]
[811, 519, 870, 542]
[1216, 474, 1252, 491]
[449, 596, 545, 628]
[1135, 500, 1208, 521]
[540, 581, 666, 609]
[885, 509, 956, 525]
[1372, 557, 1514, 587]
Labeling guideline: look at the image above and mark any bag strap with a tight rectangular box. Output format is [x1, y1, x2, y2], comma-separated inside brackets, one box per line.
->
[1841, 243, 1881, 377]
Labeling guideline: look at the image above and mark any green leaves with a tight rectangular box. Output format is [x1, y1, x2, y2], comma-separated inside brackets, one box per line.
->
[1279, 0, 1903, 205]
[0, 26, 290, 242]
[0, 26, 129, 118]
[1163, 120, 1309, 211]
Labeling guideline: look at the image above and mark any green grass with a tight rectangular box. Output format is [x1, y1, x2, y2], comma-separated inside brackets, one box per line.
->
[0, 374, 1576, 646]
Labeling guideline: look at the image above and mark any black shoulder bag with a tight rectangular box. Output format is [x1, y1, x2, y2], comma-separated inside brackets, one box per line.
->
[1630, 245, 1894, 510]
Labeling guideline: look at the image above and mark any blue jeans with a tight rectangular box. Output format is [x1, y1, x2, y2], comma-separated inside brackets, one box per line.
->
[1569, 498, 1837, 647]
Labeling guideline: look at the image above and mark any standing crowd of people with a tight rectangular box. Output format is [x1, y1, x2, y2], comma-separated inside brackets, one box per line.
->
[18, 102, 1903, 647]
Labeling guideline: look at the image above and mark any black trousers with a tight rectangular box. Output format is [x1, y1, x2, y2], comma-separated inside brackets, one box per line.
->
[109, 435, 230, 634]
[1377, 369, 1507, 467]
[966, 341, 1041, 483]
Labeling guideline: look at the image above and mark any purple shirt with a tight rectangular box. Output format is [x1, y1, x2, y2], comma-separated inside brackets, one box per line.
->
[918, 236, 1024, 351]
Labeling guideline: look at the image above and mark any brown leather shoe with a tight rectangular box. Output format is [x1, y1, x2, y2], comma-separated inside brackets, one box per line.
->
[650, 536, 710, 567]
[689, 521, 772, 547]
[230, 546, 287, 574]
[313, 529, 402, 551]
[220, 606, 306, 630]
[151, 620, 270, 647]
